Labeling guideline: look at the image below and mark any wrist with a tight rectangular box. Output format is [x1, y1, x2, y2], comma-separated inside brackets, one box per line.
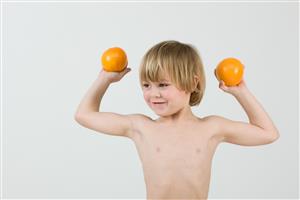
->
[232, 84, 249, 98]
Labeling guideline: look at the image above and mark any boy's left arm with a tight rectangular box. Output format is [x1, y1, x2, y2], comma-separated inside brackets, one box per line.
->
[213, 80, 280, 146]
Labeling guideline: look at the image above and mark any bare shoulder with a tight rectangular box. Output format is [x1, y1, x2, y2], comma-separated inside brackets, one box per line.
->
[199, 115, 221, 127]
[202, 115, 234, 125]
[127, 113, 153, 138]
[201, 114, 220, 120]
[200, 115, 227, 142]
[128, 113, 153, 123]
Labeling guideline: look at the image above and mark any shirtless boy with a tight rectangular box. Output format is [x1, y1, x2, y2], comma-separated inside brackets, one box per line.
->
[75, 40, 279, 199]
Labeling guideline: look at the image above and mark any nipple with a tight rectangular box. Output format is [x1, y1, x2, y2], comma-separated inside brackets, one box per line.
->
[156, 147, 161, 153]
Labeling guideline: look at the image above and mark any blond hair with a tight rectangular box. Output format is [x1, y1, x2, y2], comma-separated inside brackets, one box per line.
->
[139, 40, 206, 106]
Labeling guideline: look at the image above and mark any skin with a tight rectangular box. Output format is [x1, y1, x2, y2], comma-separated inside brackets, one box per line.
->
[75, 67, 279, 199]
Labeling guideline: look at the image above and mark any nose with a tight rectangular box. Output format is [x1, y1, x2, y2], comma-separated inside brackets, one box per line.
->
[150, 87, 161, 98]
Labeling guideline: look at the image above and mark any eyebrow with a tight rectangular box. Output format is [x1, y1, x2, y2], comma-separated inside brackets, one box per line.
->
[159, 79, 171, 83]
[142, 80, 170, 83]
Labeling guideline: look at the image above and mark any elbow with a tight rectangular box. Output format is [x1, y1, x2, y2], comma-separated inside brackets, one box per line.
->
[74, 111, 93, 124]
[74, 112, 85, 123]
[74, 113, 81, 123]
[268, 129, 280, 143]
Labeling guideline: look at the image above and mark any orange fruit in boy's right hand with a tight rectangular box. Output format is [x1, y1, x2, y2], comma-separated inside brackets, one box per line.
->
[101, 47, 128, 72]
[215, 57, 244, 86]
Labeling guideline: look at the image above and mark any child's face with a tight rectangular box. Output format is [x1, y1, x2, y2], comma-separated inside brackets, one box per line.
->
[141, 77, 191, 117]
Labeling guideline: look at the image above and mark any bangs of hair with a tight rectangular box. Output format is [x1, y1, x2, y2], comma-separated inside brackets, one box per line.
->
[139, 53, 167, 83]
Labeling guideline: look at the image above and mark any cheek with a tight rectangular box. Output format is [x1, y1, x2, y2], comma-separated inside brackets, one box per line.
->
[169, 91, 189, 104]
[142, 91, 151, 103]
[165, 89, 181, 98]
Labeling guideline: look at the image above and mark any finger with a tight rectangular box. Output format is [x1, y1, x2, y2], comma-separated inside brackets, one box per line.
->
[219, 81, 228, 91]
[238, 79, 246, 87]
[120, 67, 131, 77]
[218, 81, 224, 90]
[125, 67, 131, 74]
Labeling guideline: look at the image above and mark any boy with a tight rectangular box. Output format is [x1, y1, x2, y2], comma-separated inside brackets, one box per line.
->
[74, 40, 279, 199]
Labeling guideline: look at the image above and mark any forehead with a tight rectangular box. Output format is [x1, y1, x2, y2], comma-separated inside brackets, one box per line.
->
[141, 68, 170, 80]
[142, 76, 171, 83]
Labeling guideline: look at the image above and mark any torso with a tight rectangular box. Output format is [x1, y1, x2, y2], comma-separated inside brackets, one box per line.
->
[130, 116, 222, 199]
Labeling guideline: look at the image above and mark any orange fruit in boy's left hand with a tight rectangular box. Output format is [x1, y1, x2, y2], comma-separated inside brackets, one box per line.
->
[101, 47, 128, 72]
[215, 57, 244, 86]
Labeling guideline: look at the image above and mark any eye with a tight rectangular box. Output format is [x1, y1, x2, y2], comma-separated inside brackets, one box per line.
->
[159, 83, 169, 87]
[142, 83, 150, 88]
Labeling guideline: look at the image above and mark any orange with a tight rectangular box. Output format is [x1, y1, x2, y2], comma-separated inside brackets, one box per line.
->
[215, 57, 244, 86]
[101, 47, 128, 72]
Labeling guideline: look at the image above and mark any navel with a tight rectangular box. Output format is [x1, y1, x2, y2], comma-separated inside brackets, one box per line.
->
[196, 148, 201, 154]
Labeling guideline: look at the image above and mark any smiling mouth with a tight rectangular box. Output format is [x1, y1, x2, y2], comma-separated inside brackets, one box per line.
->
[152, 102, 166, 104]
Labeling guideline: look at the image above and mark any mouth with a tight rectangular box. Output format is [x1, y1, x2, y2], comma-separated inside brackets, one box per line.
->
[151, 102, 168, 110]
[152, 102, 167, 104]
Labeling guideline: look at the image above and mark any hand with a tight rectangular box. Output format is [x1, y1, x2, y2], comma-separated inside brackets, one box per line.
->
[99, 67, 131, 83]
[214, 69, 248, 96]
[218, 79, 248, 96]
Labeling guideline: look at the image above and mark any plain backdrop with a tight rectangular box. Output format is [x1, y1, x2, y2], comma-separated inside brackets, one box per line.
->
[2, 1, 298, 199]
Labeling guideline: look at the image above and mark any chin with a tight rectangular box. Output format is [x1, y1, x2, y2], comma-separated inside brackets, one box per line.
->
[154, 109, 176, 117]
[156, 113, 170, 117]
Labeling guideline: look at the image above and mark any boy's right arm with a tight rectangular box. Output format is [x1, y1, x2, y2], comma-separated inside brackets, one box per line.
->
[75, 112, 144, 138]
[74, 69, 139, 138]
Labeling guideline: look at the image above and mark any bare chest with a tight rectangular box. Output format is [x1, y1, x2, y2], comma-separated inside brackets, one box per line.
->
[131, 119, 220, 198]
[133, 125, 219, 173]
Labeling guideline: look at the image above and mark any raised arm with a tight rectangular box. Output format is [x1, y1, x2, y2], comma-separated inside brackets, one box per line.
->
[213, 80, 279, 146]
[74, 69, 137, 138]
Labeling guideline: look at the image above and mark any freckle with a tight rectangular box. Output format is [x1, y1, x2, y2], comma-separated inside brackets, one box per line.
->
[156, 147, 161, 153]
[196, 148, 201, 153]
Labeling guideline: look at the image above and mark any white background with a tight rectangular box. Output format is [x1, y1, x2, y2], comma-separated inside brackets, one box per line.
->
[2, 2, 298, 199]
